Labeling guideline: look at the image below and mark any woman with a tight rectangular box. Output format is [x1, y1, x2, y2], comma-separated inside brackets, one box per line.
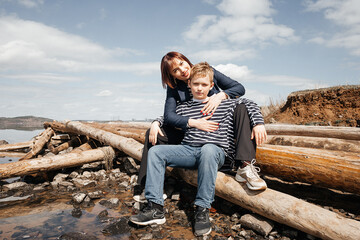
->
[134, 52, 267, 200]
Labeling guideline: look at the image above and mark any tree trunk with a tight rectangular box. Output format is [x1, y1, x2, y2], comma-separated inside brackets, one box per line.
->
[266, 135, 360, 153]
[0, 147, 115, 179]
[266, 124, 360, 140]
[64, 121, 143, 160]
[19, 128, 55, 161]
[174, 168, 360, 240]
[0, 141, 32, 152]
[51, 135, 89, 154]
[0, 152, 27, 158]
[256, 144, 360, 194]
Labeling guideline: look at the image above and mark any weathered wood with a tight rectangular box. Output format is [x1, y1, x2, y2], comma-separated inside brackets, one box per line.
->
[266, 124, 360, 140]
[0, 141, 33, 152]
[19, 128, 55, 161]
[51, 135, 89, 154]
[64, 121, 142, 160]
[266, 135, 360, 153]
[256, 144, 360, 194]
[0, 152, 27, 158]
[70, 139, 101, 153]
[0, 147, 115, 179]
[175, 168, 360, 240]
[43, 121, 78, 134]
[85, 122, 145, 143]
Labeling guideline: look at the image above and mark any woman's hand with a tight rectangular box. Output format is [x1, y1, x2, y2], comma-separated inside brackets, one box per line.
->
[251, 124, 267, 146]
[188, 116, 219, 132]
[201, 92, 228, 116]
[149, 121, 164, 145]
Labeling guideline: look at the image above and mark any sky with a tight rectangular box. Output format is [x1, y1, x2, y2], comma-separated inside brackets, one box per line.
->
[0, 0, 359, 121]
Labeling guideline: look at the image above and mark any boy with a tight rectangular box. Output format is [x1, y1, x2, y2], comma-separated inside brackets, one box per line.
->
[130, 62, 266, 236]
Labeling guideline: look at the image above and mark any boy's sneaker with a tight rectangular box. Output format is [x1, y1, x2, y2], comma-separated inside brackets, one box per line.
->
[129, 201, 166, 225]
[193, 206, 211, 236]
[133, 185, 167, 202]
[235, 159, 267, 191]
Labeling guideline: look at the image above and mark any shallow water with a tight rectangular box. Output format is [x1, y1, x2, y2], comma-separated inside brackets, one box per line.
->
[0, 190, 133, 239]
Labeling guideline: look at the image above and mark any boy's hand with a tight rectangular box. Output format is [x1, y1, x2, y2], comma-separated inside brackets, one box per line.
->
[201, 92, 227, 115]
[251, 124, 267, 146]
[188, 116, 219, 132]
[149, 121, 164, 145]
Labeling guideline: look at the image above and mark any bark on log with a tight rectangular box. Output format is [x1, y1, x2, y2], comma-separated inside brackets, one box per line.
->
[0, 141, 33, 152]
[266, 135, 360, 153]
[0, 147, 115, 179]
[70, 139, 101, 153]
[175, 168, 360, 240]
[256, 144, 360, 194]
[266, 124, 360, 140]
[64, 121, 142, 160]
[19, 128, 55, 161]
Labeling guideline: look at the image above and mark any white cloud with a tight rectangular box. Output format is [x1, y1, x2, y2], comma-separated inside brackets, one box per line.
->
[213, 63, 324, 89]
[183, 0, 298, 46]
[0, 15, 158, 74]
[2, 73, 83, 84]
[95, 90, 113, 97]
[17, 0, 43, 8]
[304, 0, 360, 56]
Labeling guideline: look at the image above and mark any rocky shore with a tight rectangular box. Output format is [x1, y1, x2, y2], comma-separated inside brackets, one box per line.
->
[1, 154, 359, 240]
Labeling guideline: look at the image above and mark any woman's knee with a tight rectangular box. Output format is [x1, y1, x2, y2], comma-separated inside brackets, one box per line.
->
[200, 144, 224, 164]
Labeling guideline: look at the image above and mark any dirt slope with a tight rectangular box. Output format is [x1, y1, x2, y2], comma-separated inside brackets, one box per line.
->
[264, 85, 360, 127]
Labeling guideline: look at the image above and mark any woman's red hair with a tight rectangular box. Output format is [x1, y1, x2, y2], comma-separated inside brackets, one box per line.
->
[160, 51, 193, 89]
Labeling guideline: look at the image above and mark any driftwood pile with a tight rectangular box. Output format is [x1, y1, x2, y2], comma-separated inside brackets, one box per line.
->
[0, 120, 360, 240]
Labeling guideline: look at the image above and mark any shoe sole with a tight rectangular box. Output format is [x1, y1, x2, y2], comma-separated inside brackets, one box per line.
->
[246, 182, 267, 191]
[130, 217, 166, 226]
[194, 227, 212, 237]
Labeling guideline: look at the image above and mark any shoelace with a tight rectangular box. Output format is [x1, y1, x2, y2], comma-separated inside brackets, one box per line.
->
[247, 159, 261, 179]
[195, 208, 207, 222]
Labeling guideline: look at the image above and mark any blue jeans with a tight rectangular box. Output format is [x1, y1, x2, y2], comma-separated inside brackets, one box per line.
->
[145, 143, 225, 209]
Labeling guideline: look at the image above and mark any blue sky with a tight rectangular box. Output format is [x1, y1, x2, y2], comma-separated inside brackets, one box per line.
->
[0, 0, 359, 121]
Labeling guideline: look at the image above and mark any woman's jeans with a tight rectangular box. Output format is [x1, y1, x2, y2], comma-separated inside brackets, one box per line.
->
[145, 143, 225, 209]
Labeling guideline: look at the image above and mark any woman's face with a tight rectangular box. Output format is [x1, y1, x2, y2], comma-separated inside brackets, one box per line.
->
[169, 58, 191, 81]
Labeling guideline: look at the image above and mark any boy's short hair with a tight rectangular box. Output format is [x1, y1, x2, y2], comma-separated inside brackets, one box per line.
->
[190, 62, 214, 83]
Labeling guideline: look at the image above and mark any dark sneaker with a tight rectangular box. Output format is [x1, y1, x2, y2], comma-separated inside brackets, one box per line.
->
[193, 206, 211, 236]
[129, 201, 166, 225]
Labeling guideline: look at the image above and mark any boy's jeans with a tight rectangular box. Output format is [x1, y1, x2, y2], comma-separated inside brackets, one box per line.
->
[145, 143, 225, 209]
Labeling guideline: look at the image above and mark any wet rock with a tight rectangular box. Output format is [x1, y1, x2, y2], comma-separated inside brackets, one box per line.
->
[72, 193, 87, 204]
[231, 212, 241, 223]
[81, 195, 93, 208]
[101, 217, 131, 236]
[97, 210, 108, 220]
[71, 208, 82, 218]
[129, 174, 137, 185]
[72, 178, 96, 188]
[173, 210, 187, 219]
[94, 170, 108, 181]
[239, 214, 274, 236]
[32, 184, 46, 192]
[0, 140, 9, 145]
[232, 224, 242, 232]
[138, 233, 153, 239]
[59, 231, 98, 240]
[87, 190, 103, 199]
[100, 198, 119, 209]
[3, 182, 29, 191]
[118, 181, 129, 189]
[0, 195, 31, 203]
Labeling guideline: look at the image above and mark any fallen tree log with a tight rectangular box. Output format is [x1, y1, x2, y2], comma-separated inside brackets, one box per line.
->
[0, 141, 33, 152]
[0, 147, 115, 179]
[51, 135, 89, 154]
[19, 127, 55, 161]
[266, 135, 360, 153]
[0, 152, 27, 158]
[175, 168, 360, 240]
[266, 124, 360, 140]
[64, 121, 142, 160]
[256, 144, 360, 194]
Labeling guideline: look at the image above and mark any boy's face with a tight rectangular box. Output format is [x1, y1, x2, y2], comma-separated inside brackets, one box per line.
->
[188, 75, 214, 100]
